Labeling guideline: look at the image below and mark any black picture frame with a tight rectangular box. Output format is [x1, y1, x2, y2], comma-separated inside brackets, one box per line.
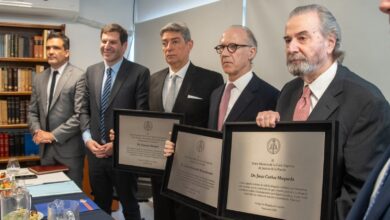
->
[161, 124, 223, 217]
[113, 109, 184, 176]
[220, 121, 338, 220]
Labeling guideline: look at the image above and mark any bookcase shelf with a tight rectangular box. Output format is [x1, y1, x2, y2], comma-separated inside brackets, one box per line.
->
[0, 155, 40, 163]
[0, 124, 28, 129]
[0, 22, 65, 161]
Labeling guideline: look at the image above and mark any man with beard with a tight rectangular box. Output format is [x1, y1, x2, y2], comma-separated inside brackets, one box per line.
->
[256, 4, 390, 220]
[346, 1, 390, 219]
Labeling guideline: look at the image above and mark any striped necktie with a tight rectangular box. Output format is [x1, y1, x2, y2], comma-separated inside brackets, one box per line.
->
[99, 68, 112, 143]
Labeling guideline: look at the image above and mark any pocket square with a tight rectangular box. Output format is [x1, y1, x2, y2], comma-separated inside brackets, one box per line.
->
[187, 95, 203, 100]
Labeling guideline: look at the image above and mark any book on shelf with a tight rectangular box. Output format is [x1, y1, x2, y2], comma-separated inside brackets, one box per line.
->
[28, 164, 69, 175]
[24, 132, 39, 156]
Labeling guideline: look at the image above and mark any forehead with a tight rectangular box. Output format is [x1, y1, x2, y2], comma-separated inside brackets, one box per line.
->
[285, 12, 320, 36]
[47, 38, 64, 47]
[101, 31, 120, 40]
[220, 28, 247, 44]
[161, 31, 184, 41]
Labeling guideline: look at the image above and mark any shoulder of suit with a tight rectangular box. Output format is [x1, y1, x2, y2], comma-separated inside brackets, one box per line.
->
[122, 59, 149, 72]
[66, 63, 84, 75]
[190, 64, 221, 77]
[251, 72, 279, 93]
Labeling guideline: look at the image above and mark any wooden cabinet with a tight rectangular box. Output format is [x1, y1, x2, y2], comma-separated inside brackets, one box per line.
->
[0, 22, 65, 163]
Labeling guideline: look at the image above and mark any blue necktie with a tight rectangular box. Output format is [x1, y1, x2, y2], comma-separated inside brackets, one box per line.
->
[363, 158, 390, 219]
[99, 68, 112, 143]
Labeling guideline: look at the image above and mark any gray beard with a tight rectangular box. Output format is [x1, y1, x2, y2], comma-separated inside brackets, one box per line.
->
[287, 61, 316, 77]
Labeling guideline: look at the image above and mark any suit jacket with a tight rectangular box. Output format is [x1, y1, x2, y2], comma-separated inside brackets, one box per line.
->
[276, 64, 390, 219]
[28, 63, 85, 158]
[149, 62, 223, 127]
[208, 73, 279, 130]
[347, 147, 390, 220]
[81, 58, 150, 145]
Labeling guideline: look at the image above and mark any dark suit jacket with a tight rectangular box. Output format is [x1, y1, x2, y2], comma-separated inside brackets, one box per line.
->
[276, 64, 390, 219]
[208, 73, 279, 130]
[81, 58, 150, 144]
[347, 147, 390, 220]
[149, 62, 223, 127]
[28, 63, 85, 158]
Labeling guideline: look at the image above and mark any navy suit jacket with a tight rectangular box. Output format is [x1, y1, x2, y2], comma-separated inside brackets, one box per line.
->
[276, 64, 390, 219]
[208, 73, 279, 130]
[347, 147, 390, 220]
[149, 62, 223, 128]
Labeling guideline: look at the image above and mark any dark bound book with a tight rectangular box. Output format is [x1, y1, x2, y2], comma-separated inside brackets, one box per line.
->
[28, 164, 69, 175]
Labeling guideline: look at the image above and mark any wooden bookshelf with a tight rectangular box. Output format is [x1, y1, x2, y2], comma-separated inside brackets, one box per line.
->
[0, 22, 65, 160]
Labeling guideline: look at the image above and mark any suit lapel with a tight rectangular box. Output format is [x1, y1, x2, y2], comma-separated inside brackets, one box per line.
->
[308, 69, 343, 120]
[94, 64, 105, 110]
[108, 60, 130, 107]
[41, 69, 51, 116]
[49, 64, 71, 111]
[172, 63, 195, 112]
[153, 69, 169, 111]
[209, 85, 224, 129]
[226, 74, 256, 121]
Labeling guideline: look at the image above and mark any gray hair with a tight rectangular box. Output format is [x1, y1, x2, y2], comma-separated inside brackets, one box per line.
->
[160, 22, 191, 42]
[289, 4, 344, 63]
[229, 25, 258, 48]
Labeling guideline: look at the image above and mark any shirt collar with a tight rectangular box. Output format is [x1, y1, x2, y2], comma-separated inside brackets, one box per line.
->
[307, 62, 337, 100]
[168, 61, 190, 79]
[105, 58, 123, 74]
[51, 62, 68, 75]
[227, 70, 253, 92]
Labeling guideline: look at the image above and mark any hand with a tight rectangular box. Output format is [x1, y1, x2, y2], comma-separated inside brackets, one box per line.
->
[109, 129, 115, 142]
[85, 140, 106, 158]
[33, 130, 55, 144]
[102, 142, 113, 157]
[164, 140, 175, 157]
[256, 111, 280, 128]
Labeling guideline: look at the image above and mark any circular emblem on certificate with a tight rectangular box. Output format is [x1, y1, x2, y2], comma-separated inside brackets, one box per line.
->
[195, 140, 205, 153]
[144, 120, 153, 132]
[267, 138, 281, 154]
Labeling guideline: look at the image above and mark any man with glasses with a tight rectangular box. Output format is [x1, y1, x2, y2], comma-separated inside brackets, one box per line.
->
[256, 5, 390, 219]
[208, 25, 279, 130]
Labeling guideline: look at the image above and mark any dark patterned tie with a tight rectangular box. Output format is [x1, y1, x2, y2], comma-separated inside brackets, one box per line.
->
[99, 68, 112, 143]
[46, 70, 58, 131]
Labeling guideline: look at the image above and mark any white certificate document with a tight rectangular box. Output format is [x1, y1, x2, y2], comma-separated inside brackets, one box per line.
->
[226, 131, 325, 220]
[168, 131, 223, 208]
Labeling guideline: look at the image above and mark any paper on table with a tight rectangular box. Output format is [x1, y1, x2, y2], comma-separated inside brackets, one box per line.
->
[25, 171, 70, 186]
[27, 181, 82, 197]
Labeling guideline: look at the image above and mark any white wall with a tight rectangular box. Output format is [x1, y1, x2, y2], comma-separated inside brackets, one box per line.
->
[0, 0, 134, 70]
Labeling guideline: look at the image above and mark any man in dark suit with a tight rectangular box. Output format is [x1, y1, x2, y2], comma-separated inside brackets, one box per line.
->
[208, 25, 279, 130]
[28, 32, 85, 187]
[149, 22, 223, 220]
[346, 2, 390, 219]
[256, 5, 390, 220]
[80, 23, 150, 220]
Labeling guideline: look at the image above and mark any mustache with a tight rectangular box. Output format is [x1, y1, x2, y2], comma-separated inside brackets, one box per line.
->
[287, 53, 307, 62]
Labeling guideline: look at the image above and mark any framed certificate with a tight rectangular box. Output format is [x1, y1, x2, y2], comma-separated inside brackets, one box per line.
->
[113, 109, 184, 176]
[161, 124, 223, 217]
[220, 121, 338, 220]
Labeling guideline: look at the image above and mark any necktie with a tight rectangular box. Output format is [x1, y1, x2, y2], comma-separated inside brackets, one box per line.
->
[46, 70, 58, 130]
[99, 68, 112, 143]
[218, 83, 235, 131]
[363, 158, 390, 219]
[293, 85, 311, 121]
[164, 75, 177, 112]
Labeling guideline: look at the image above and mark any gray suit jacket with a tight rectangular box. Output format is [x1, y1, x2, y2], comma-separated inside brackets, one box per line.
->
[81, 58, 150, 145]
[28, 63, 85, 158]
[276, 64, 390, 219]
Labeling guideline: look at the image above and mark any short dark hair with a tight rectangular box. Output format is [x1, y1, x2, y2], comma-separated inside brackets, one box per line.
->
[160, 22, 192, 42]
[47, 32, 70, 50]
[101, 23, 128, 44]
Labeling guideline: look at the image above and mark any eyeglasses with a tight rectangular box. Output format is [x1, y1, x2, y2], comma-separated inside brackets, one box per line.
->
[214, 43, 252, 54]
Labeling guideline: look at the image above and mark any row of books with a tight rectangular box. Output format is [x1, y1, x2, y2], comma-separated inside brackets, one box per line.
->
[0, 30, 56, 59]
[0, 67, 34, 92]
[0, 97, 29, 125]
[0, 132, 39, 157]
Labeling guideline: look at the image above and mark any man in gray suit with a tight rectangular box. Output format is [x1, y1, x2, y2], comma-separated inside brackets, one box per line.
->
[256, 4, 390, 219]
[81, 23, 149, 220]
[28, 32, 85, 187]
